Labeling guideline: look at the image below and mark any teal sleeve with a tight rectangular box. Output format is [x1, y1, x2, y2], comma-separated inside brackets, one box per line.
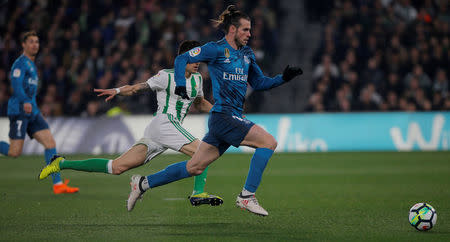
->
[247, 54, 284, 91]
[174, 42, 218, 87]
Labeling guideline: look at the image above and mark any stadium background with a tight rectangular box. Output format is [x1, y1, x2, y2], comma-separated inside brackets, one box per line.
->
[0, 0, 448, 153]
[0, 0, 447, 117]
[0, 1, 449, 241]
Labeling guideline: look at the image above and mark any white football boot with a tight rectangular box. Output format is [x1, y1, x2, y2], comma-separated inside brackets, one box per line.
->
[236, 193, 269, 216]
[127, 175, 145, 212]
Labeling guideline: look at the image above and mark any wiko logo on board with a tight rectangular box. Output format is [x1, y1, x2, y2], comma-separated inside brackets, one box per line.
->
[276, 117, 327, 152]
[239, 117, 327, 153]
[390, 114, 448, 151]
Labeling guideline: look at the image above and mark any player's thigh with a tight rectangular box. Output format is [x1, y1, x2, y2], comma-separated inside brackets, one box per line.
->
[179, 139, 201, 157]
[186, 141, 220, 175]
[8, 139, 24, 157]
[32, 129, 56, 149]
[112, 144, 149, 174]
[30, 115, 54, 148]
[240, 124, 277, 150]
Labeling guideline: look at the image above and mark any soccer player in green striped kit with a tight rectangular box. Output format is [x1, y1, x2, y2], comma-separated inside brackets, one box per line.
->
[38, 40, 223, 207]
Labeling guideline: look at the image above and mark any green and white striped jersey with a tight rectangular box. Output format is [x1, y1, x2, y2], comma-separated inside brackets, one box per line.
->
[146, 69, 203, 122]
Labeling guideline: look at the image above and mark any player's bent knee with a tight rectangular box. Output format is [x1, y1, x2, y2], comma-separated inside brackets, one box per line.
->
[186, 165, 205, 176]
[192, 169, 204, 176]
[8, 151, 21, 158]
[262, 136, 277, 150]
[44, 140, 56, 149]
[269, 140, 278, 150]
[47, 143, 56, 149]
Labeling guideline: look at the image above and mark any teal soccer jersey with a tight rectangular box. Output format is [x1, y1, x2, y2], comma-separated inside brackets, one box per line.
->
[8, 54, 40, 116]
[174, 38, 285, 116]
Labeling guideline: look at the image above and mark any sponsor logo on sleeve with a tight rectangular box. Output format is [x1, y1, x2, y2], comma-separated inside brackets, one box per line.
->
[189, 47, 201, 57]
[13, 68, 21, 77]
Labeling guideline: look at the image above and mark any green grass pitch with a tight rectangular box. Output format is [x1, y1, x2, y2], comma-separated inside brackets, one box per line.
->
[0, 152, 449, 241]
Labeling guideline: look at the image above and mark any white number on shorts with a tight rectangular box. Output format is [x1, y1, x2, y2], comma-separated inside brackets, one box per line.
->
[17, 120, 22, 136]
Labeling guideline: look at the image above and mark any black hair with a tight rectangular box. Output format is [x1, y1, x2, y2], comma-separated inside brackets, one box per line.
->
[212, 5, 250, 33]
[178, 40, 201, 55]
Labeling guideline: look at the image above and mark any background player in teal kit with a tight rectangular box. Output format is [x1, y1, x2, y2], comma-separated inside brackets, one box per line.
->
[126, 5, 303, 216]
[0, 31, 78, 194]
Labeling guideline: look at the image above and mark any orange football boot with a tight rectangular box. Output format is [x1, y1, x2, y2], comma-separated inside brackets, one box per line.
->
[53, 179, 79, 194]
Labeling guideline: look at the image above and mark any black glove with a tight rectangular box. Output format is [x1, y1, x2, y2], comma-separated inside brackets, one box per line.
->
[282, 65, 303, 82]
[175, 86, 189, 99]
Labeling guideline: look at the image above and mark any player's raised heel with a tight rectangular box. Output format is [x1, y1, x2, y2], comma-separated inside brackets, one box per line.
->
[127, 175, 146, 212]
[38, 155, 64, 180]
[236, 193, 268, 216]
[188, 192, 224, 206]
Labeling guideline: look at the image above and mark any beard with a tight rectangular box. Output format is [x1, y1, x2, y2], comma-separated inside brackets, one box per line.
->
[234, 36, 244, 48]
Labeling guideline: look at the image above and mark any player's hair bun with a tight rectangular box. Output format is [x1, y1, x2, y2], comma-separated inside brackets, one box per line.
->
[211, 5, 249, 33]
[227, 5, 237, 14]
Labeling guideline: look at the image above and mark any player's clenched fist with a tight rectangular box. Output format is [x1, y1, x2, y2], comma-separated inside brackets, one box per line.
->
[175, 86, 189, 100]
[282, 65, 303, 82]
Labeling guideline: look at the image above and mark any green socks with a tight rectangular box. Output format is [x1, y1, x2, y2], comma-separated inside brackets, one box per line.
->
[60, 158, 111, 174]
[192, 166, 209, 195]
[58, 158, 211, 189]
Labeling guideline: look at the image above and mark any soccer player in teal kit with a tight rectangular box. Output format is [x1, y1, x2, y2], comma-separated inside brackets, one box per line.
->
[0, 31, 78, 194]
[126, 5, 303, 216]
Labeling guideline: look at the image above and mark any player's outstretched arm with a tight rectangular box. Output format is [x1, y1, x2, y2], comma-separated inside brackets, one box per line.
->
[94, 82, 150, 102]
[248, 61, 284, 90]
[248, 62, 303, 91]
[193, 97, 213, 113]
